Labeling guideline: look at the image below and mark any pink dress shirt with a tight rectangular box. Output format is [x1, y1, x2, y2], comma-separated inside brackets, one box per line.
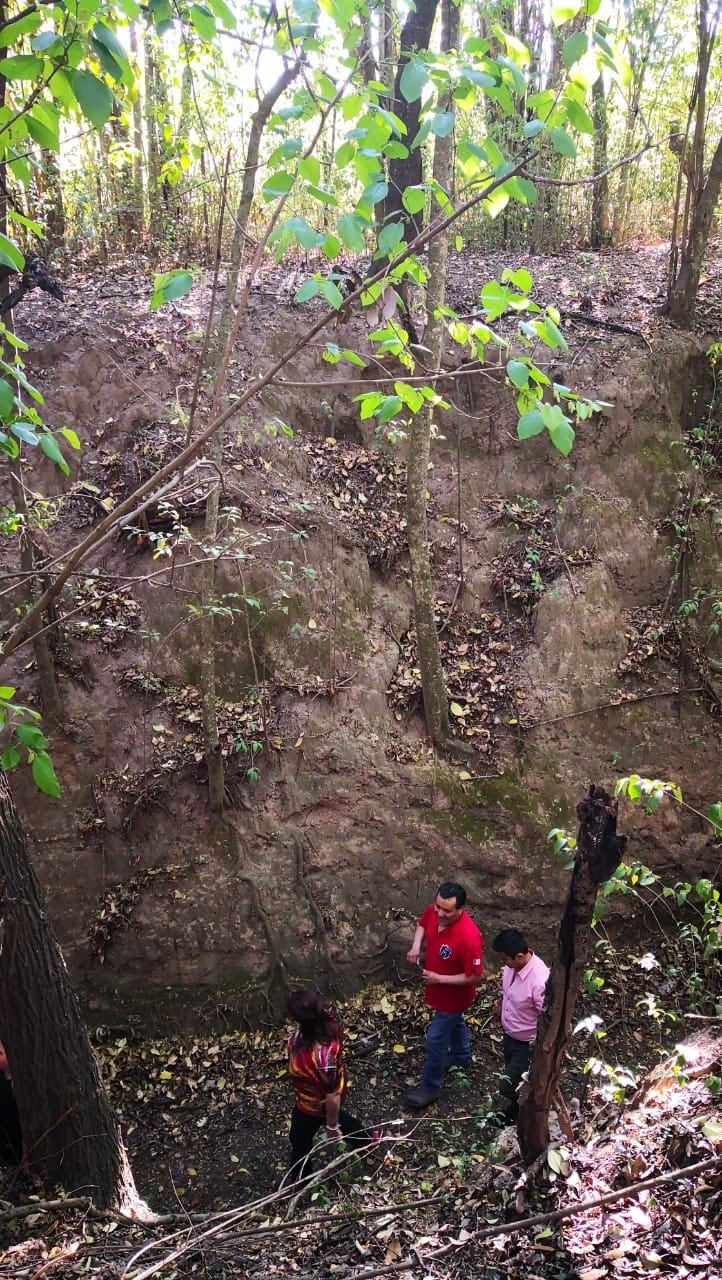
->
[500, 952, 550, 1042]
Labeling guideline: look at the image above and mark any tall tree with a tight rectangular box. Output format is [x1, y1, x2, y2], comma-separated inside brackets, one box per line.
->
[518, 787, 627, 1161]
[0, 774, 147, 1209]
[383, 0, 440, 237]
[406, 0, 459, 751]
[667, 0, 722, 326]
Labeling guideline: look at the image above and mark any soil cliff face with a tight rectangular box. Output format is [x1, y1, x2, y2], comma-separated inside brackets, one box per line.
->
[4, 275, 720, 1029]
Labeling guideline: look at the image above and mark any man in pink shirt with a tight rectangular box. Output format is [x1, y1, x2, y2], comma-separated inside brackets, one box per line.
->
[405, 881, 484, 1109]
[492, 928, 550, 1123]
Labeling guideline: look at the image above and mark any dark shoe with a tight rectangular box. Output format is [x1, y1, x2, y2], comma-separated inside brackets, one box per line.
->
[404, 1085, 441, 1109]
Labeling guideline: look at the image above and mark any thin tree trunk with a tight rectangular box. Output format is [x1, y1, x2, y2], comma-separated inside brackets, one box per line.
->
[383, 0, 439, 237]
[215, 59, 301, 363]
[9, 470, 62, 725]
[144, 36, 163, 231]
[590, 74, 610, 247]
[668, 130, 722, 327]
[0, 773, 147, 1211]
[406, 0, 458, 750]
[129, 22, 144, 235]
[517, 786, 627, 1162]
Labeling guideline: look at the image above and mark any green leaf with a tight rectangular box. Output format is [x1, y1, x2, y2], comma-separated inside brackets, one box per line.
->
[26, 111, 58, 151]
[565, 99, 595, 135]
[0, 233, 24, 273]
[549, 126, 576, 158]
[547, 416, 575, 456]
[299, 155, 321, 185]
[190, 4, 217, 40]
[1, 55, 44, 80]
[206, 0, 237, 25]
[399, 57, 427, 103]
[262, 170, 295, 200]
[295, 278, 320, 302]
[0, 687, 16, 700]
[563, 31, 587, 69]
[320, 279, 344, 310]
[1, 744, 21, 770]
[39, 433, 69, 474]
[304, 183, 337, 207]
[376, 395, 403, 423]
[0, 13, 42, 49]
[31, 30, 60, 53]
[507, 359, 530, 389]
[335, 141, 355, 168]
[541, 315, 568, 350]
[523, 118, 545, 139]
[360, 179, 388, 206]
[11, 422, 40, 445]
[402, 185, 427, 216]
[517, 409, 545, 439]
[32, 750, 61, 798]
[285, 216, 322, 250]
[337, 213, 366, 253]
[72, 70, 114, 129]
[503, 267, 533, 293]
[429, 111, 454, 137]
[0, 379, 15, 418]
[8, 209, 44, 236]
[377, 222, 404, 255]
[59, 427, 81, 450]
[93, 21, 130, 66]
[551, 0, 583, 21]
[150, 269, 194, 311]
[480, 280, 513, 321]
[16, 721, 46, 750]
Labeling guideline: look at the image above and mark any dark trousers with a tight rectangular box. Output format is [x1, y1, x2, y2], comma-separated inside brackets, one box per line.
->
[500, 1033, 533, 1120]
[287, 1104, 373, 1183]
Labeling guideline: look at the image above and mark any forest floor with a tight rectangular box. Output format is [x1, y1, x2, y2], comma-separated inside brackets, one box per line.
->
[1, 948, 721, 1279]
[1, 241, 722, 1275]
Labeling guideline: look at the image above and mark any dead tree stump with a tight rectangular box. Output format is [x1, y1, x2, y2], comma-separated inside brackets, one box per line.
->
[518, 784, 628, 1162]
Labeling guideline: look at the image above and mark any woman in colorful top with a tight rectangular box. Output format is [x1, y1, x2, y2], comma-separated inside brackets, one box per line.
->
[285, 989, 377, 1182]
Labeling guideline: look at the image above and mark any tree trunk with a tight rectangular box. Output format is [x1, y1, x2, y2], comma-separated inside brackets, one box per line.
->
[667, 0, 720, 324]
[0, 772, 146, 1211]
[405, 0, 458, 750]
[590, 74, 610, 247]
[9, 471, 62, 725]
[129, 22, 145, 236]
[517, 786, 627, 1162]
[144, 36, 163, 232]
[383, 0, 439, 237]
[668, 130, 722, 327]
[214, 60, 301, 366]
[200, 433, 226, 813]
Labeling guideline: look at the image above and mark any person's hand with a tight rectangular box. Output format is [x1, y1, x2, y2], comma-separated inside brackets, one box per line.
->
[492, 1000, 502, 1022]
[422, 968, 443, 984]
[407, 946, 421, 965]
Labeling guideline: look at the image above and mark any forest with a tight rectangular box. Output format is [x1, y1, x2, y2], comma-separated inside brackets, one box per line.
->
[0, 0, 721, 1276]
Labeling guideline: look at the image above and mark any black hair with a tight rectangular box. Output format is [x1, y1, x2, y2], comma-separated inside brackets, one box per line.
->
[492, 928, 529, 956]
[287, 989, 342, 1049]
[437, 881, 466, 908]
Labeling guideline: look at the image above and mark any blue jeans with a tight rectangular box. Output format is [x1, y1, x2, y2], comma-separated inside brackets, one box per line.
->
[421, 1010, 472, 1090]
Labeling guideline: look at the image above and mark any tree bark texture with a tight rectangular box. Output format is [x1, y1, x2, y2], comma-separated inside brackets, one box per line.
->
[214, 60, 301, 368]
[517, 785, 627, 1162]
[405, 0, 458, 749]
[383, 0, 439, 237]
[590, 75, 610, 247]
[0, 773, 143, 1209]
[668, 130, 722, 327]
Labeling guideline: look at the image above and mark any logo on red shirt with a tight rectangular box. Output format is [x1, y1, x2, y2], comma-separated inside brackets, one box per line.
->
[439, 944, 452, 959]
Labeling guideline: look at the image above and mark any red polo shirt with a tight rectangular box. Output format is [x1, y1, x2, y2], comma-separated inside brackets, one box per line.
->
[419, 903, 484, 1013]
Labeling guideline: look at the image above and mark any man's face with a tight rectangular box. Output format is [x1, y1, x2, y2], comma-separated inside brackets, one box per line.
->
[501, 952, 527, 970]
[434, 894, 462, 929]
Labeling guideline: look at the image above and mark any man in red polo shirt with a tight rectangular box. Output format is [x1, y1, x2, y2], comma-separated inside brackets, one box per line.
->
[404, 881, 484, 1109]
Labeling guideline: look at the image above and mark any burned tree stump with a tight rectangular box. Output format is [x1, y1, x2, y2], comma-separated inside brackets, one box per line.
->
[517, 784, 628, 1162]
